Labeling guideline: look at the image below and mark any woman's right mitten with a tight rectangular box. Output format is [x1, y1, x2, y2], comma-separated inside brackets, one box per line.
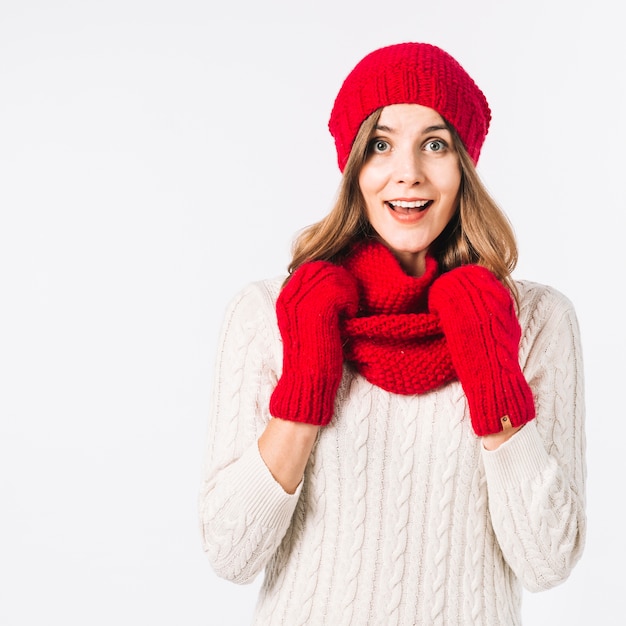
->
[269, 261, 359, 426]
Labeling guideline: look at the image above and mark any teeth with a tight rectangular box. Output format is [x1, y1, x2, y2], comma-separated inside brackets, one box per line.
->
[389, 200, 429, 208]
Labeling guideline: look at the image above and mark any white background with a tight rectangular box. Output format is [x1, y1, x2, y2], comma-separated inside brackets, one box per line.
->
[1, 1, 623, 624]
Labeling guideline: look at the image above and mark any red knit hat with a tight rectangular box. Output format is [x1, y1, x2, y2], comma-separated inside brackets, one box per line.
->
[328, 42, 491, 171]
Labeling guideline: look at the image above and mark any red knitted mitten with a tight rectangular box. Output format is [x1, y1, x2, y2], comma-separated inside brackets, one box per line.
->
[269, 261, 359, 426]
[428, 265, 535, 436]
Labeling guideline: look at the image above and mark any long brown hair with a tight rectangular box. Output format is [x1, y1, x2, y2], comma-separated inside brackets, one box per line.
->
[287, 108, 519, 302]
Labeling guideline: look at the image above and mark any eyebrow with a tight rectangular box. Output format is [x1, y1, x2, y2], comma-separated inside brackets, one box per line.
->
[375, 124, 449, 134]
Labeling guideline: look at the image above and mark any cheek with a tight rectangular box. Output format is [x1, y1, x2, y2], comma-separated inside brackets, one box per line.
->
[435, 162, 461, 193]
[358, 162, 386, 198]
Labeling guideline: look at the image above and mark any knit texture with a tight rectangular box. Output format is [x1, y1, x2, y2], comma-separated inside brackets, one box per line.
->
[200, 277, 587, 625]
[428, 264, 536, 436]
[269, 261, 359, 425]
[340, 239, 455, 394]
[328, 42, 491, 171]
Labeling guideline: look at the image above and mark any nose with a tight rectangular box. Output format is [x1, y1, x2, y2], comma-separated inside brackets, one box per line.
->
[394, 149, 422, 185]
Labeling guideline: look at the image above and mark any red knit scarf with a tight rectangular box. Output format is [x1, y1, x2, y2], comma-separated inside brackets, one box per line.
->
[340, 239, 456, 394]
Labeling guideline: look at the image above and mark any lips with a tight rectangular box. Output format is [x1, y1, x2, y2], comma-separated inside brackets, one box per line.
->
[386, 200, 433, 214]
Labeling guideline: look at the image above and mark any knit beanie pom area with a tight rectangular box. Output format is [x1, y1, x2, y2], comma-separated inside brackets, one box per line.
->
[328, 42, 491, 171]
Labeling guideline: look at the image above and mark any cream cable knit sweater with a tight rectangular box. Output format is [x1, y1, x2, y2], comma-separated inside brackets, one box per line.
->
[199, 277, 586, 626]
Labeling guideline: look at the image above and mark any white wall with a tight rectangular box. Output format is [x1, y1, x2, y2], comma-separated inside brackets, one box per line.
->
[1, 1, 622, 624]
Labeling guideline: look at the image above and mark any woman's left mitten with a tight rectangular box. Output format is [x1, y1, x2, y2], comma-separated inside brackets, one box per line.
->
[428, 265, 535, 436]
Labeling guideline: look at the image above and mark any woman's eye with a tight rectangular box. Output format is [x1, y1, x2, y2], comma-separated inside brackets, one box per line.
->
[369, 139, 390, 153]
[425, 139, 446, 152]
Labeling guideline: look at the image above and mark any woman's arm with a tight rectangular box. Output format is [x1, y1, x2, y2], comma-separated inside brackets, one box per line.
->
[482, 284, 587, 591]
[199, 281, 308, 584]
[200, 261, 357, 583]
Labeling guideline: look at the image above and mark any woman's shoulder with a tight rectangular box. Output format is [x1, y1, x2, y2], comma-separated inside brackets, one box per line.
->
[214, 276, 285, 359]
[514, 278, 579, 335]
[218, 276, 285, 336]
[228, 276, 284, 310]
[515, 278, 575, 309]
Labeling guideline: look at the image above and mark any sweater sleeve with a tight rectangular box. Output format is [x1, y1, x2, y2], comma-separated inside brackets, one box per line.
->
[481, 282, 586, 592]
[198, 280, 302, 584]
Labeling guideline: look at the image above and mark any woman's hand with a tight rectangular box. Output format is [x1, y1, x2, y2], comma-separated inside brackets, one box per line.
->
[481, 416, 524, 450]
[258, 418, 320, 494]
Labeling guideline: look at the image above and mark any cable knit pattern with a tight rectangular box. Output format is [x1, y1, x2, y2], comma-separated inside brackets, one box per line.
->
[199, 276, 586, 625]
[340, 376, 372, 624]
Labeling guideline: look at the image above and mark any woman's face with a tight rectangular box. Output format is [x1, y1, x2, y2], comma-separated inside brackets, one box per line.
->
[358, 103, 461, 276]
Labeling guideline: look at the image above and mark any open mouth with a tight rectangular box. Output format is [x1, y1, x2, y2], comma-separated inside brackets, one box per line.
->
[386, 200, 432, 214]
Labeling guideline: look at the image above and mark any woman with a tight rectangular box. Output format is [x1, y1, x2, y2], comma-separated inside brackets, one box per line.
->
[199, 42, 586, 625]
